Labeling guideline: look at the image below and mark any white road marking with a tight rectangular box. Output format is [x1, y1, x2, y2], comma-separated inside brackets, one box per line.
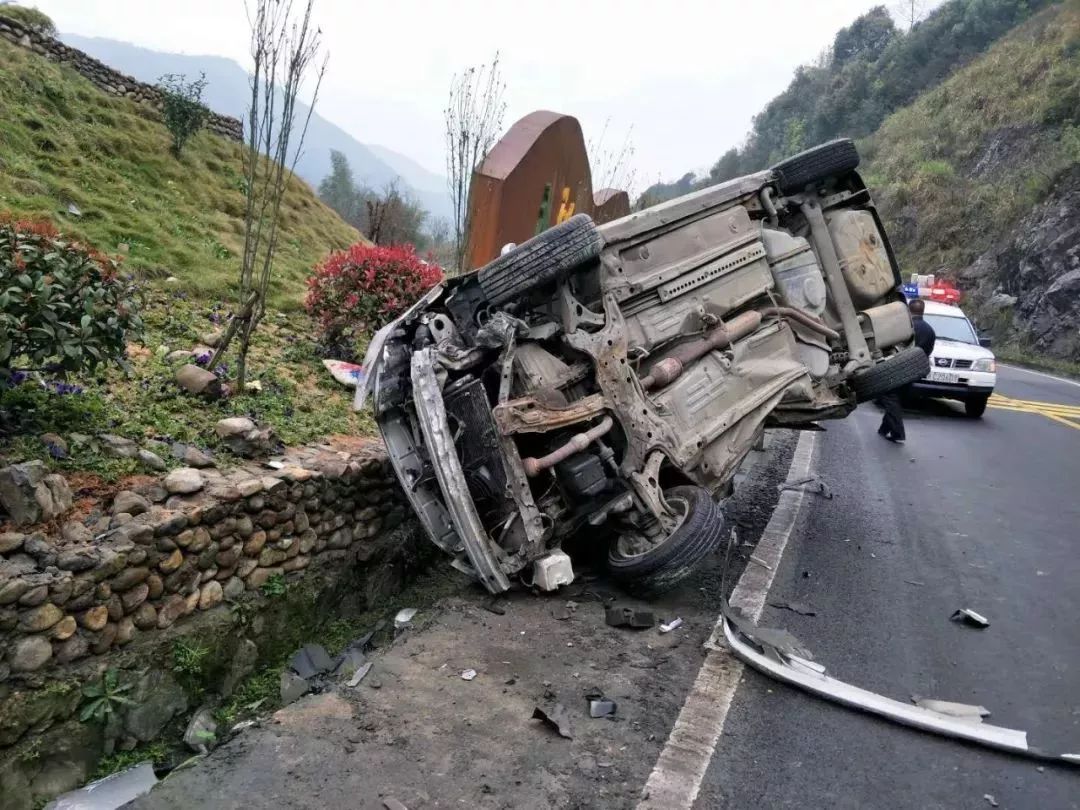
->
[638, 431, 817, 810]
[999, 363, 1080, 389]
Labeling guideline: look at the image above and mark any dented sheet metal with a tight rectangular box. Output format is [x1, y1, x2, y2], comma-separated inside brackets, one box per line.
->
[411, 349, 511, 593]
[721, 602, 1080, 767]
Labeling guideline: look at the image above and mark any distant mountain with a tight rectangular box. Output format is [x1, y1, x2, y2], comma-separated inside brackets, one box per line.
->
[60, 34, 452, 222]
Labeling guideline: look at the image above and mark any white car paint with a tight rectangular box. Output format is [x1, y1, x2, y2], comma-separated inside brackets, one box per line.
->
[915, 301, 997, 398]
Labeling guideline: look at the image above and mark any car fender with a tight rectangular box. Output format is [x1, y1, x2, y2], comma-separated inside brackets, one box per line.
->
[352, 283, 446, 412]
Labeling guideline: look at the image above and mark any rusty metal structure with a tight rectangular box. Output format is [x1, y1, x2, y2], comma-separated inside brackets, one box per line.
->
[465, 111, 631, 271]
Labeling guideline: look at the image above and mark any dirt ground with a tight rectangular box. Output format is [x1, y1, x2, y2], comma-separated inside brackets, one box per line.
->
[132, 433, 796, 810]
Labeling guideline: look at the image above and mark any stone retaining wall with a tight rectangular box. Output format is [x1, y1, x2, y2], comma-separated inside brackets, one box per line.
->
[0, 15, 243, 142]
[0, 444, 406, 681]
[0, 441, 423, 807]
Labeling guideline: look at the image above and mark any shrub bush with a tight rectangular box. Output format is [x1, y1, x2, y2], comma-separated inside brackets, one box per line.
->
[305, 243, 443, 348]
[157, 72, 209, 156]
[0, 215, 141, 380]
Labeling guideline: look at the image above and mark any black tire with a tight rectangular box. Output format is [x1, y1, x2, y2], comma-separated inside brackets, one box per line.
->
[477, 214, 603, 306]
[965, 395, 989, 418]
[608, 485, 725, 597]
[851, 346, 931, 403]
[771, 139, 860, 194]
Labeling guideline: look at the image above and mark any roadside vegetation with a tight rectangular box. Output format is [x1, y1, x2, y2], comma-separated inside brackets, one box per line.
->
[0, 18, 375, 476]
[862, 3, 1080, 276]
[638, 0, 1057, 204]
[0, 35, 356, 309]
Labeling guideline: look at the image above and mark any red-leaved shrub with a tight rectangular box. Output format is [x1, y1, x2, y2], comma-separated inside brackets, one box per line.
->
[305, 243, 443, 344]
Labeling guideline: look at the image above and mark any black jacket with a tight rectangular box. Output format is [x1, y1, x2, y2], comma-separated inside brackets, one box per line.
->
[913, 316, 936, 356]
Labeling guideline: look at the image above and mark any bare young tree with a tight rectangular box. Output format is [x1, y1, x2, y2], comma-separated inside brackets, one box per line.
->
[210, 0, 326, 390]
[444, 52, 506, 273]
[364, 180, 429, 247]
[891, 0, 927, 31]
[587, 118, 639, 199]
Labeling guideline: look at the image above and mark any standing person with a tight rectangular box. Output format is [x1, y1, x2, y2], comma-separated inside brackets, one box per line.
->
[878, 298, 936, 443]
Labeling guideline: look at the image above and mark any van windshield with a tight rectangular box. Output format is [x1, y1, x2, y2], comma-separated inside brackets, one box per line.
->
[923, 314, 977, 345]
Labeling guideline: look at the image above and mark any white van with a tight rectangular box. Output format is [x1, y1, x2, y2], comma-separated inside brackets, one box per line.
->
[909, 300, 996, 417]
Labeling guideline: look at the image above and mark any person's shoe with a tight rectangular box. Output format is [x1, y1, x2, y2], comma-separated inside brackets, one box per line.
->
[880, 432, 902, 444]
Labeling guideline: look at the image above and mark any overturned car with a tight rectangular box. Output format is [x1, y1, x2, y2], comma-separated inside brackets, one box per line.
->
[357, 140, 929, 595]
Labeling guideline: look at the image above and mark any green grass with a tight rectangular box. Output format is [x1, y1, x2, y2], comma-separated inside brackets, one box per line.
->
[996, 344, 1080, 378]
[0, 290, 376, 477]
[862, 3, 1080, 277]
[94, 741, 170, 779]
[0, 35, 358, 310]
[0, 38, 377, 474]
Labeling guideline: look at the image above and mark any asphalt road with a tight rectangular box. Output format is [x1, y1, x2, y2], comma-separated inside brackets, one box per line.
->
[694, 364, 1080, 809]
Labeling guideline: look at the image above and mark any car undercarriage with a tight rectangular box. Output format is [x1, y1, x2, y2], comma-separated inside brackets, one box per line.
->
[357, 139, 930, 595]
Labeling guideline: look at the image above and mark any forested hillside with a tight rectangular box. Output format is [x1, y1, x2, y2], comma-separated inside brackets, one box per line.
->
[639, 0, 1055, 204]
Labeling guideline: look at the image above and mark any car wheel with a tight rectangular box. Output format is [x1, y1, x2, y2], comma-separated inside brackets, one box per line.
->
[965, 395, 989, 418]
[608, 485, 725, 597]
[771, 139, 861, 194]
[851, 346, 931, 403]
[477, 214, 603, 306]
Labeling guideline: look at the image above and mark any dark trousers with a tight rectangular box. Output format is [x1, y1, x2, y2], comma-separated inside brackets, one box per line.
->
[877, 391, 905, 440]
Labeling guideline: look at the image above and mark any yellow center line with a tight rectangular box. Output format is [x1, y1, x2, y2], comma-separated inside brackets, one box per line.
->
[989, 395, 1080, 416]
[987, 393, 1080, 431]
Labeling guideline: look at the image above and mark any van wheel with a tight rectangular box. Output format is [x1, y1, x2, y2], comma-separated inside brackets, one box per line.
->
[608, 486, 725, 597]
[851, 346, 931, 403]
[771, 139, 860, 194]
[965, 395, 989, 418]
[477, 214, 603, 306]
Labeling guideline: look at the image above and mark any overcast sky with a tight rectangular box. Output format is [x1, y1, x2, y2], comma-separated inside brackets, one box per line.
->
[33, 1, 919, 190]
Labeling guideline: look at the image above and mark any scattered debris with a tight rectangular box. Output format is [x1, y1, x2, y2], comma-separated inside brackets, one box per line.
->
[553, 607, 573, 621]
[659, 618, 684, 633]
[951, 608, 990, 629]
[903, 580, 925, 587]
[48, 761, 157, 809]
[778, 475, 833, 499]
[604, 605, 655, 629]
[768, 599, 816, 616]
[279, 671, 310, 706]
[748, 555, 774, 571]
[289, 644, 335, 680]
[589, 698, 618, 718]
[347, 662, 373, 688]
[721, 600, 1080, 766]
[183, 708, 219, 752]
[912, 696, 990, 721]
[383, 798, 410, 810]
[230, 720, 256, 734]
[333, 646, 368, 679]
[984, 794, 999, 807]
[532, 703, 573, 739]
[394, 608, 418, 630]
[482, 597, 507, 616]
[461, 668, 478, 681]
[323, 358, 367, 388]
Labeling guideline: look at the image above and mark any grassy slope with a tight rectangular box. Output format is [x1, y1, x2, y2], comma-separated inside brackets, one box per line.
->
[0, 34, 358, 309]
[0, 35, 376, 478]
[862, 3, 1080, 278]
